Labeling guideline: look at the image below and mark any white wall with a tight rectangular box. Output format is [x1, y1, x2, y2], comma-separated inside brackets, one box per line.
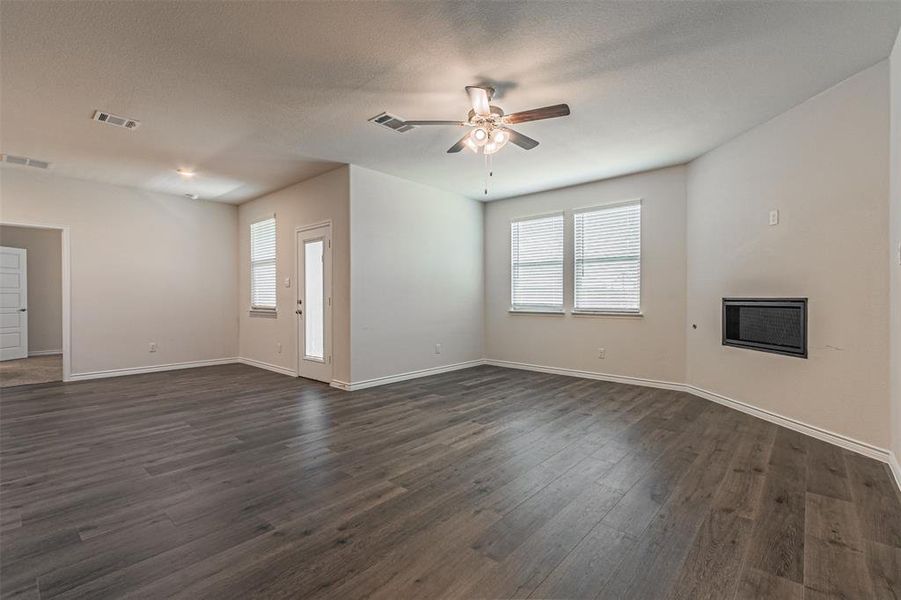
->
[686, 62, 891, 449]
[0, 168, 238, 375]
[0, 225, 62, 354]
[484, 166, 687, 384]
[237, 166, 351, 381]
[349, 166, 483, 384]
[890, 31, 901, 463]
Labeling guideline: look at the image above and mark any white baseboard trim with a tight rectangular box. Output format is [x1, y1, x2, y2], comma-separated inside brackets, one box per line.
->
[28, 350, 62, 357]
[483, 358, 896, 476]
[68, 358, 238, 381]
[888, 452, 901, 492]
[236, 357, 297, 377]
[683, 384, 891, 464]
[483, 359, 685, 392]
[330, 359, 487, 392]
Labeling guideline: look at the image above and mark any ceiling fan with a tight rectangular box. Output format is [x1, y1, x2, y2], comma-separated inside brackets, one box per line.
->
[404, 85, 570, 155]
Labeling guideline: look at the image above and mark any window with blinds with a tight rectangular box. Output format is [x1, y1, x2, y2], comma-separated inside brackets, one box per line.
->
[250, 217, 277, 310]
[574, 201, 641, 313]
[510, 213, 564, 311]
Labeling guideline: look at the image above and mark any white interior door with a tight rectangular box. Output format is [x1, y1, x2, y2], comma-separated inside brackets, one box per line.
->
[296, 225, 332, 383]
[0, 246, 28, 361]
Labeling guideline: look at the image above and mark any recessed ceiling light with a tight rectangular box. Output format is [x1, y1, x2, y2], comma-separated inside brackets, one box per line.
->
[176, 168, 195, 178]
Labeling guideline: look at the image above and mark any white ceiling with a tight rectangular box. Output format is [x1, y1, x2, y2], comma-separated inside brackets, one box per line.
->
[2, 1, 899, 203]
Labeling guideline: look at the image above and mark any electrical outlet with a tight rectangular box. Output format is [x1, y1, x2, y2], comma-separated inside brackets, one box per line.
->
[768, 209, 779, 226]
[435, 343, 442, 355]
[598, 347, 606, 359]
[276, 342, 282, 354]
[149, 342, 157, 353]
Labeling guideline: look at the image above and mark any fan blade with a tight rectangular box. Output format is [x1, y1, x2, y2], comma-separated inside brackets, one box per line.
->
[465, 86, 492, 116]
[405, 120, 467, 126]
[503, 104, 570, 125]
[447, 132, 471, 153]
[502, 128, 539, 150]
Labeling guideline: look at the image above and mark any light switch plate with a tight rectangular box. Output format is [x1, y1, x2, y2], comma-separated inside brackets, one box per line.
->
[769, 209, 779, 226]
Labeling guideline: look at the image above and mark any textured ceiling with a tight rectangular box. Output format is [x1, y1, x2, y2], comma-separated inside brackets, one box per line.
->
[1, 1, 899, 203]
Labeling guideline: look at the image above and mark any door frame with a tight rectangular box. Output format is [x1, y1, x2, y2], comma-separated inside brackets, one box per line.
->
[294, 220, 333, 382]
[0, 221, 71, 381]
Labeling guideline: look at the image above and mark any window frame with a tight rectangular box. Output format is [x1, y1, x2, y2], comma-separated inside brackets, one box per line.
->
[509, 211, 565, 314]
[572, 199, 642, 316]
[249, 215, 277, 313]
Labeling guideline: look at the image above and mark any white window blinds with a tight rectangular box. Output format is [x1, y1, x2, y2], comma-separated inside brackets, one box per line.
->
[511, 213, 564, 310]
[250, 217, 277, 309]
[575, 201, 641, 313]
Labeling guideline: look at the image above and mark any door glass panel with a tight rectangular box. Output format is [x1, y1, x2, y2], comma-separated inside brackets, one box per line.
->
[304, 239, 324, 359]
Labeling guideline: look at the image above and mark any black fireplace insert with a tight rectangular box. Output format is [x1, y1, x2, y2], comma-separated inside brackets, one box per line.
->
[722, 298, 807, 358]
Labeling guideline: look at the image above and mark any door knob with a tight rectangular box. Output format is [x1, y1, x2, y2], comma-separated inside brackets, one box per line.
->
[18, 308, 26, 312]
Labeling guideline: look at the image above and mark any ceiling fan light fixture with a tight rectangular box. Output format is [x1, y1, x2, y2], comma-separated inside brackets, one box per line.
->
[483, 129, 509, 154]
[396, 85, 569, 155]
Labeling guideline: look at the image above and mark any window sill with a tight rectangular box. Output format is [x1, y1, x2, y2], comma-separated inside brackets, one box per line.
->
[571, 310, 643, 318]
[508, 308, 565, 316]
[248, 308, 277, 318]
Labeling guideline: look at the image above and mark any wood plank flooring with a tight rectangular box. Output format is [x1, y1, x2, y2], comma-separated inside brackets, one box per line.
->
[1, 364, 899, 599]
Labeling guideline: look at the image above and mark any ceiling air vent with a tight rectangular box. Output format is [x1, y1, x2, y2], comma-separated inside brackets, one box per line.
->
[368, 112, 413, 133]
[92, 110, 140, 130]
[1, 154, 50, 169]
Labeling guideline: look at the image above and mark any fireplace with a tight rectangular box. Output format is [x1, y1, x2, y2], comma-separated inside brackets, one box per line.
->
[722, 298, 807, 358]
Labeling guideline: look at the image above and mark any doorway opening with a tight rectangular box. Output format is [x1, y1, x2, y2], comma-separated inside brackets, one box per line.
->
[295, 222, 332, 383]
[0, 223, 69, 387]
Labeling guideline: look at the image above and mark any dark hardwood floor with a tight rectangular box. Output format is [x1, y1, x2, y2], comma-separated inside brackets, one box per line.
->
[1, 364, 899, 599]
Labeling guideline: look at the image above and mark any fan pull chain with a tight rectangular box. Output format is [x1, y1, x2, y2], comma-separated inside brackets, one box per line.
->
[483, 152, 493, 196]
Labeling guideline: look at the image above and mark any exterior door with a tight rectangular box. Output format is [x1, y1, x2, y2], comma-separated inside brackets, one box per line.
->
[0, 246, 28, 361]
[296, 224, 332, 383]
